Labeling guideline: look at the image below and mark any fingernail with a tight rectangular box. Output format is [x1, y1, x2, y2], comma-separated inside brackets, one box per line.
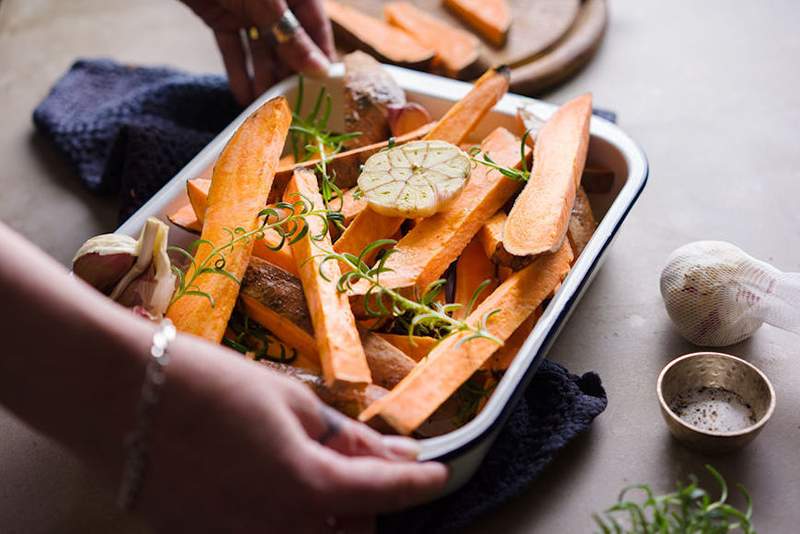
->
[305, 50, 331, 77]
[382, 436, 421, 460]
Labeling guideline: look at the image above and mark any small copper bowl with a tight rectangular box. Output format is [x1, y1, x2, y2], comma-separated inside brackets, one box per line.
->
[657, 352, 775, 453]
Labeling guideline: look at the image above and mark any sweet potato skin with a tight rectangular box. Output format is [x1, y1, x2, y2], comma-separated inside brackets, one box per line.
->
[359, 241, 574, 434]
[502, 94, 592, 258]
[567, 186, 597, 257]
[167, 96, 291, 342]
[376, 333, 439, 362]
[284, 169, 372, 387]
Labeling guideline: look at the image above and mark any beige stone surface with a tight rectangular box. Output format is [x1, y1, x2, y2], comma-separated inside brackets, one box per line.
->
[1, 0, 799, 532]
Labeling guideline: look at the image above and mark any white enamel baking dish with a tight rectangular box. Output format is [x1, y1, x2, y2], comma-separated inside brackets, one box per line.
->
[117, 64, 648, 494]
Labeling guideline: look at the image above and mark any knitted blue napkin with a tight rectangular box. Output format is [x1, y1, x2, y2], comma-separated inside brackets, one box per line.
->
[33, 59, 608, 532]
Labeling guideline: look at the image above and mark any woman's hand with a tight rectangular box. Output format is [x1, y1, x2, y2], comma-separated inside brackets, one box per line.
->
[182, 0, 335, 105]
[140, 334, 448, 532]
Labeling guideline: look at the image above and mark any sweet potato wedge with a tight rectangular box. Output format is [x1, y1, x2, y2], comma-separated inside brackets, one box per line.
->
[359, 241, 574, 434]
[478, 210, 542, 270]
[376, 333, 439, 362]
[454, 237, 497, 319]
[343, 51, 407, 149]
[483, 308, 541, 371]
[567, 186, 597, 257]
[443, 0, 511, 48]
[284, 169, 372, 386]
[186, 178, 211, 223]
[340, 187, 368, 225]
[333, 208, 404, 270]
[241, 256, 415, 389]
[384, 2, 480, 79]
[423, 67, 510, 144]
[353, 127, 527, 293]
[325, 0, 435, 70]
[502, 94, 592, 259]
[387, 103, 432, 137]
[167, 202, 202, 233]
[167, 96, 291, 342]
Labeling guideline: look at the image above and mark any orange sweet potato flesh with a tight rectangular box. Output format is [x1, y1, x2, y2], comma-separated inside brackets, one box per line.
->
[567, 186, 597, 258]
[384, 2, 480, 78]
[376, 333, 439, 362]
[443, 0, 511, 48]
[483, 308, 541, 371]
[284, 169, 372, 386]
[241, 256, 414, 389]
[454, 237, 497, 319]
[187, 178, 211, 222]
[167, 202, 202, 233]
[354, 127, 527, 293]
[503, 94, 592, 258]
[423, 67, 509, 144]
[333, 208, 404, 269]
[325, 0, 435, 69]
[167, 96, 291, 342]
[359, 241, 574, 434]
[340, 188, 368, 225]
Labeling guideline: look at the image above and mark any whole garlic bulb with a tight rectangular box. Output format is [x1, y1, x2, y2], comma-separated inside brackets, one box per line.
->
[660, 241, 800, 346]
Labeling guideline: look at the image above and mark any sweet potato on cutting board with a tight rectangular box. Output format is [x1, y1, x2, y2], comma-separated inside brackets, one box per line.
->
[343, 51, 407, 149]
[567, 186, 597, 257]
[359, 241, 573, 434]
[240, 256, 415, 389]
[325, 0, 435, 70]
[502, 93, 592, 258]
[384, 2, 480, 79]
[454, 237, 497, 319]
[167, 96, 291, 343]
[284, 169, 372, 387]
[354, 127, 527, 293]
[443, 0, 511, 48]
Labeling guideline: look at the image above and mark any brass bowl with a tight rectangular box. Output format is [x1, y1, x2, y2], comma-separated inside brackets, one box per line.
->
[657, 352, 775, 453]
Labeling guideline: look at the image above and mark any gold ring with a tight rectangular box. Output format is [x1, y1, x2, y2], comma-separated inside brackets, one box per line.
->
[271, 10, 301, 44]
[248, 26, 260, 41]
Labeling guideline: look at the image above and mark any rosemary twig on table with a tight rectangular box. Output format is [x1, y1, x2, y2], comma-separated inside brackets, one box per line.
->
[315, 239, 503, 347]
[468, 129, 533, 183]
[167, 197, 332, 308]
[593, 465, 756, 534]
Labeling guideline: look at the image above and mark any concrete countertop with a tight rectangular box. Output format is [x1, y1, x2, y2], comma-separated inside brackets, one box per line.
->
[1, 0, 798, 532]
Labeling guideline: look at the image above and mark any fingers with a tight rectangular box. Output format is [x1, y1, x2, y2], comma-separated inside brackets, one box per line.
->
[214, 30, 253, 106]
[311, 448, 449, 515]
[289, 0, 335, 59]
[247, 28, 278, 97]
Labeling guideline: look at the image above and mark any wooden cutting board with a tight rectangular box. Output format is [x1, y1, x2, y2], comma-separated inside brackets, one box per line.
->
[334, 0, 607, 95]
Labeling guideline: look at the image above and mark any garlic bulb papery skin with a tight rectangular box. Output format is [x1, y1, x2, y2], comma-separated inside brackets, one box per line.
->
[72, 234, 138, 294]
[660, 240, 800, 347]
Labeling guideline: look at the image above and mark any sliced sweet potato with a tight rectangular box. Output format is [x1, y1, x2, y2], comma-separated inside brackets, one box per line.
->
[384, 2, 480, 79]
[167, 96, 291, 343]
[167, 202, 202, 233]
[352, 127, 527, 293]
[483, 308, 541, 371]
[187, 178, 211, 222]
[343, 51, 407, 149]
[502, 94, 592, 258]
[376, 333, 439, 362]
[240, 256, 415, 389]
[340, 188, 368, 225]
[251, 229, 298, 276]
[567, 186, 597, 257]
[443, 0, 511, 48]
[359, 241, 574, 434]
[325, 0, 435, 69]
[423, 67, 510, 144]
[387, 103, 432, 137]
[478, 210, 542, 270]
[454, 237, 497, 319]
[284, 169, 372, 386]
[333, 208, 404, 270]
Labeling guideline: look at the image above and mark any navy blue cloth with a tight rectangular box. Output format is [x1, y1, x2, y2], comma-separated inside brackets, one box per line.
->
[34, 59, 608, 531]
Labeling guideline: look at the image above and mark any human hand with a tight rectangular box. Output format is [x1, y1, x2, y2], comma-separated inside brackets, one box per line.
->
[182, 0, 335, 105]
[138, 333, 447, 533]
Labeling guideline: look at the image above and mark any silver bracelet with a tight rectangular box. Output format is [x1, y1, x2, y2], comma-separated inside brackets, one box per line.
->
[116, 319, 176, 511]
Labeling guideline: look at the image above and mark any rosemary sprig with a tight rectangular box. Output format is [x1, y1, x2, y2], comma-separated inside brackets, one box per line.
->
[468, 129, 532, 183]
[315, 239, 502, 346]
[223, 307, 298, 364]
[168, 197, 332, 308]
[594, 465, 756, 534]
[289, 77, 361, 218]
